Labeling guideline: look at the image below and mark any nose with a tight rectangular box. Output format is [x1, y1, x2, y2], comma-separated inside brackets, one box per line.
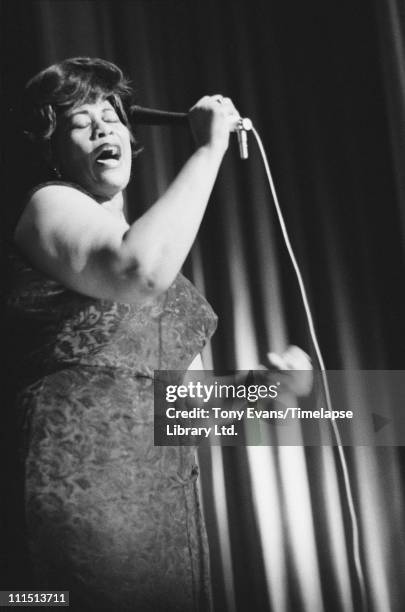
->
[92, 118, 113, 139]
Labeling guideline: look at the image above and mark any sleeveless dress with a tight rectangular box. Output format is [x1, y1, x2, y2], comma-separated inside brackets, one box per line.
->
[2, 239, 218, 612]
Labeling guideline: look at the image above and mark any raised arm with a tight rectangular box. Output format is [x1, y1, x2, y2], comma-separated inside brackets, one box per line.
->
[15, 96, 240, 303]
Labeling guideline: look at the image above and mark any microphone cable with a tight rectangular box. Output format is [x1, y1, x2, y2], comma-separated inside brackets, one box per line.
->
[130, 106, 367, 608]
[250, 125, 368, 612]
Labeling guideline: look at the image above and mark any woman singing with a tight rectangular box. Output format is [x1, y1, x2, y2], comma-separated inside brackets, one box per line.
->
[2, 57, 311, 611]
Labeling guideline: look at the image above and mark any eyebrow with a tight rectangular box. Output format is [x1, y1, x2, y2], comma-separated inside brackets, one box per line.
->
[68, 105, 116, 117]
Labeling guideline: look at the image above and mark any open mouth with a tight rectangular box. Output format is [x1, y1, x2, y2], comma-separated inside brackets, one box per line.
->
[95, 145, 122, 165]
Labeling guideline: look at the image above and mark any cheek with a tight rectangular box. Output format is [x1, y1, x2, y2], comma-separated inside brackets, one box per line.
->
[125, 144, 133, 170]
[121, 136, 133, 173]
[69, 136, 91, 162]
[57, 136, 90, 175]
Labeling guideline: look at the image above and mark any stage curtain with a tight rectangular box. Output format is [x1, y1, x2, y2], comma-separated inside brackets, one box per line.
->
[3, 1, 405, 610]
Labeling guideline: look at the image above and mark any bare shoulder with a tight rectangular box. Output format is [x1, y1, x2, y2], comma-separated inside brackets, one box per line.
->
[13, 179, 129, 279]
[15, 182, 125, 247]
[17, 183, 98, 228]
[27, 181, 94, 202]
[11, 182, 136, 300]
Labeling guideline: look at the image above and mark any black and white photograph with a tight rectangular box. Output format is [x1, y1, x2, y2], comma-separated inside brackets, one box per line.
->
[1, 1, 405, 610]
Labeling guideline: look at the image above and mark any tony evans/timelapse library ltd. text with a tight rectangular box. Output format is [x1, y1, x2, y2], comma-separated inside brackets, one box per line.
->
[159, 378, 353, 439]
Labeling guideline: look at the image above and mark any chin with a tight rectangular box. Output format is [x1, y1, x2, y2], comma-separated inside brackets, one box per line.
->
[90, 172, 130, 200]
[93, 183, 126, 200]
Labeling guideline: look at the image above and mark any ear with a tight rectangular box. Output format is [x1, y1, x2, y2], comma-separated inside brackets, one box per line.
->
[43, 140, 62, 178]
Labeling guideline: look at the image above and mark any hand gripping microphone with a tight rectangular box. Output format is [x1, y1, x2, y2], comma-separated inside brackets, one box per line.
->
[129, 105, 252, 159]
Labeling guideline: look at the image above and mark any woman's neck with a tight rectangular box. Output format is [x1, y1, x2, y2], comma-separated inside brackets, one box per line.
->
[97, 191, 127, 222]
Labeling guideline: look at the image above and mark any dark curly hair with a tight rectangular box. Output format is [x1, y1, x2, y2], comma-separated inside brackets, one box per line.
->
[0, 57, 141, 235]
[22, 57, 139, 161]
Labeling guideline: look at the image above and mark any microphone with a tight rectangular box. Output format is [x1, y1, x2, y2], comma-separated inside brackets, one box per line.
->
[129, 105, 252, 159]
[236, 118, 253, 160]
[129, 105, 188, 126]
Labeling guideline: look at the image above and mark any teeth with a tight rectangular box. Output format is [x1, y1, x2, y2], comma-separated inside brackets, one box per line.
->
[97, 145, 120, 159]
[96, 145, 120, 164]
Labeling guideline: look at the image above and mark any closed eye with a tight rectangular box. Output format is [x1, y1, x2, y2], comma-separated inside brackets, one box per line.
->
[70, 115, 91, 129]
[102, 109, 120, 122]
[66, 107, 121, 130]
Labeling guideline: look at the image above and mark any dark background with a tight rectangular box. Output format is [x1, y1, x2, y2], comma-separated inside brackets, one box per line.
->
[2, 1, 405, 610]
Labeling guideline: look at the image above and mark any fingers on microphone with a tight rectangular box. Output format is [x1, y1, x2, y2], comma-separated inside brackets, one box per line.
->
[211, 95, 236, 110]
[213, 94, 224, 103]
[190, 95, 241, 133]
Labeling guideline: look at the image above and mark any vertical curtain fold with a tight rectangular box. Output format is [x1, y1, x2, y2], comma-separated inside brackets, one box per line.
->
[3, 1, 405, 610]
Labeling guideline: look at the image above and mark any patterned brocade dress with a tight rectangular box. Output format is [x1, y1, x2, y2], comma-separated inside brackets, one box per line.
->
[3, 244, 217, 612]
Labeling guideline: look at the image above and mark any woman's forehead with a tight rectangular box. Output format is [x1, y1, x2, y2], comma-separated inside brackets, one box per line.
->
[65, 97, 115, 117]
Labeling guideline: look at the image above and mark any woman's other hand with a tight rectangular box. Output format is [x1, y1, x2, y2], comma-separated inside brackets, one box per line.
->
[188, 95, 241, 155]
[261, 345, 313, 397]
